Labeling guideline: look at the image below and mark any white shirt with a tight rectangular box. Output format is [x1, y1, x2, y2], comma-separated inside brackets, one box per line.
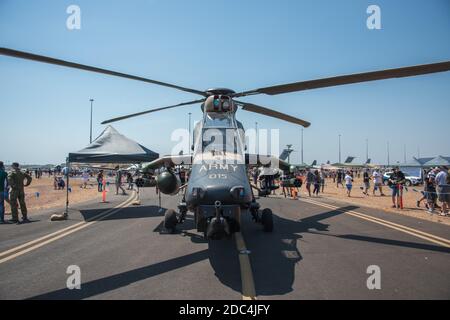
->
[435, 171, 447, 186]
[373, 171, 382, 184]
[345, 175, 353, 185]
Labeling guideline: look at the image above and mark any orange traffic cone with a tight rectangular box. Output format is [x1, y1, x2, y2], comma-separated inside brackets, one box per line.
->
[291, 188, 298, 200]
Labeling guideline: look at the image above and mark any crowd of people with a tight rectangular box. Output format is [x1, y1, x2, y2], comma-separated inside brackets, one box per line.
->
[84, 166, 152, 196]
[417, 167, 450, 215]
[1, 158, 449, 224]
[250, 165, 450, 217]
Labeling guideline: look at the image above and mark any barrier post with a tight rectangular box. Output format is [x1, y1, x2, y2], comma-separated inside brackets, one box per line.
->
[64, 159, 70, 218]
[102, 178, 107, 203]
[399, 184, 404, 209]
[51, 157, 70, 221]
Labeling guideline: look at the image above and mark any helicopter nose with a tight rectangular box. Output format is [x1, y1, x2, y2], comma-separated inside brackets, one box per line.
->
[204, 184, 251, 205]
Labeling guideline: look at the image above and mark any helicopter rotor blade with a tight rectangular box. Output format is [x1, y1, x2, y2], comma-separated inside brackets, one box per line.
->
[235, 101, 311, 128]
[0, 47, 207, 97]
[233, 61, 450, 97]
[101, 99, 205, 124]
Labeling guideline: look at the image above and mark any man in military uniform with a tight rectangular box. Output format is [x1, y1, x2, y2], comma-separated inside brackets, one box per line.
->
[8, 162, 32, 223]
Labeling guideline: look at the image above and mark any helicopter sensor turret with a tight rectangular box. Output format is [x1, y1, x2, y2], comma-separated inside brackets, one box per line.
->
[204, 95, 236, 113]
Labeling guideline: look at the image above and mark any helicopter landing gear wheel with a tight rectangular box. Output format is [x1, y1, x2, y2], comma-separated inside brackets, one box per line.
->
[261, 208, 273, 232]
[164, 209, 178, 233]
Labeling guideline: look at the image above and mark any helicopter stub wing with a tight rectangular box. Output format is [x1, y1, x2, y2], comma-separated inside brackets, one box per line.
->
[143, 155, 192, 172]
[245, 154, 290, 171]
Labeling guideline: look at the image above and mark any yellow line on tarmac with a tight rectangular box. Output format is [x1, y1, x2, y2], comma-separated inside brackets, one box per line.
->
[0, 192, 137, 264]
[300, 198, 450, 248]
[234, 232, 257, 300]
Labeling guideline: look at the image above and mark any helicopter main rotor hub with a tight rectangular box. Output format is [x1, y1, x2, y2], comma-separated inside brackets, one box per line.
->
[205, 88, 236, 96]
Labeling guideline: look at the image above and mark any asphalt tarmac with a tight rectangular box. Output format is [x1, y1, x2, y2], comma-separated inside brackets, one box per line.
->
[0, 188, 449, 300]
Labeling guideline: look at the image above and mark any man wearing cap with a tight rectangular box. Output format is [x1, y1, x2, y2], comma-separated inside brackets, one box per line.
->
[8, 162, 32, 223]
[0, 161, 8, 224]
[435, 166, 449, 216]
[388, 167, 406, 209]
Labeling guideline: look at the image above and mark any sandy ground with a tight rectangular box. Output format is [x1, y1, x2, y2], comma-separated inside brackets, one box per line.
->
[3, 176, 102, 216]
[275, 177, 450, 226]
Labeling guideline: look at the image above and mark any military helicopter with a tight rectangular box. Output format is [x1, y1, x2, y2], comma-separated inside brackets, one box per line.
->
[1, 47, 449, 239]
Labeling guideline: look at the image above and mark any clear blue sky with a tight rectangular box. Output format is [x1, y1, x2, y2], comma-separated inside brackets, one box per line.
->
[1, 0, 449, 165]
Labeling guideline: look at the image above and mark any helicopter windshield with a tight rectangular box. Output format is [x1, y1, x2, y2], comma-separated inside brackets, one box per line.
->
[201, 128, 243, 154]
[192, 110, 245, 163]
[203, 112, 234, 128]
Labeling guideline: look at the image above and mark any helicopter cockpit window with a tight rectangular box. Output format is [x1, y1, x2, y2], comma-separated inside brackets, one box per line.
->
[203, 112, 234, 128]
[201, 128, 243, 155]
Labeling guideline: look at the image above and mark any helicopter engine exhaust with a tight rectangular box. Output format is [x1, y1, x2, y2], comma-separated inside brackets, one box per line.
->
[156, 170, 180, 195]
[206, 201, 231, 240]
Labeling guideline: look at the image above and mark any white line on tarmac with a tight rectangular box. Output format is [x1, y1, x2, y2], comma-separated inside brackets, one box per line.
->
[0, 192, 137, 264]
[300, 198, 450, 248]
[234, 232, 257, 300]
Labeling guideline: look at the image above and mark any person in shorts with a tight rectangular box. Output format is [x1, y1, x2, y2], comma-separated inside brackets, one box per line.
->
[443, 170, 450, 215]
[389, 167, 406, 209]
[372, 169, 385, 196]
[344, 171, 353, 197]
[435, 166, 449, 216]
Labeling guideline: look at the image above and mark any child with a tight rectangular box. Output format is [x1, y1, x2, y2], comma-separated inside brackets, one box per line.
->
[58, 177, 66, 190]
